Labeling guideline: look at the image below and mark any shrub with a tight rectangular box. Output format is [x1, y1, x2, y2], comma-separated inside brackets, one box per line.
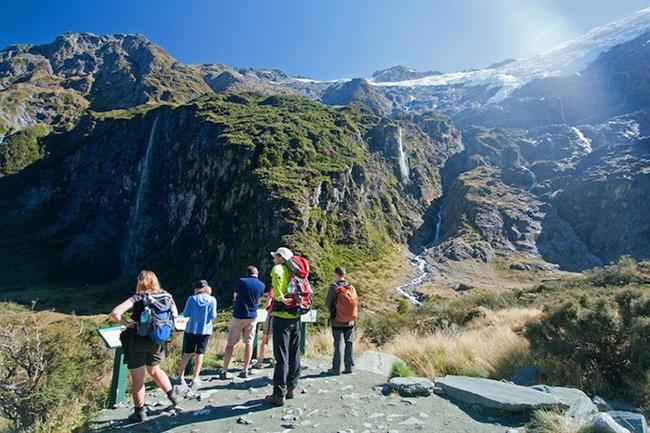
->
[0, 303, 110, 432]
[585, 255, 646, 287]
[525, 289, 650, 408]
[390, 360, 415, 378]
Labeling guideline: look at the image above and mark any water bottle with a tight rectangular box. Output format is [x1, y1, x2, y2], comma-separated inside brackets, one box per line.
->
[138, 308, 151, 336]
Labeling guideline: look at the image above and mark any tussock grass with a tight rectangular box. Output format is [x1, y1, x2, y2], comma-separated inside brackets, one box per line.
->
[528, 410, 589, 433]
[382, 307, 541, 379]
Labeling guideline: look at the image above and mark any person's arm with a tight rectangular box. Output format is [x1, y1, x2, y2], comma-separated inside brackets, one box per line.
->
[325, 284, 336, 313]
[182, 297, 192, 317]
[208, 297, 217, 321]
[272, 266, 292, 305]
[110, 298, 135, 327]
[171, 298, 179, 319]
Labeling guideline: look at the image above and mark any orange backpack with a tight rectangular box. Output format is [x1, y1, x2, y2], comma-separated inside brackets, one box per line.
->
[335, 283, 358, 323]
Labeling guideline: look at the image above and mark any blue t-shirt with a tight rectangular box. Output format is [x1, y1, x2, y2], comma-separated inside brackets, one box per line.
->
[233, 276, 266, 319]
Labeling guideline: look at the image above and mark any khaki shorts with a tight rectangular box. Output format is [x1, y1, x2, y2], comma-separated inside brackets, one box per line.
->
[226, 317, 256, 346]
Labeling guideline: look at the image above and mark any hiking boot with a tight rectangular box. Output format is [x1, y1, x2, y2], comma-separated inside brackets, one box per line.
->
[252, 361, 264, 369]
[286, 387, 297, 399]
[342, 368, 353, 375]
[127, 408, 148, 423]
[326, 368, 341, 376]
[264, 393, 284, 406]
[238, 370, 249, 379]
[176, 376, 186, 386]
[219, 370, 231, 380]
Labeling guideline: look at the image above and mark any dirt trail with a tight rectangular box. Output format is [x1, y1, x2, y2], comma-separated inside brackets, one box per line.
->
[90, 360, 518, 433]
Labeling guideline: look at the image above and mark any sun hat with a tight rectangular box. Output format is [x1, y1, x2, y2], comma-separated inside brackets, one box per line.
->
[270, 247, 293, 261]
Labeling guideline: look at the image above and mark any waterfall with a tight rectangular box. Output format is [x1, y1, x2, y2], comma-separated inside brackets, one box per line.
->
[433, 207, 443, 244]
[396, 127, 410, 184]
[571, 126, 593, 154]
[122, 117, 159, 273]
[522, 166, 538, 192]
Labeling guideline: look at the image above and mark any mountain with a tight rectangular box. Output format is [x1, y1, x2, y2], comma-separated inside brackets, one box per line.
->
[0, 9, 649, 307]
[370, 65, 442, 83]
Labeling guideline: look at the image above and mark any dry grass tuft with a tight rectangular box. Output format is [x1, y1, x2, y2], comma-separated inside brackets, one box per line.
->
[528, 410, 589, 433]
[383, 307, 542, 379]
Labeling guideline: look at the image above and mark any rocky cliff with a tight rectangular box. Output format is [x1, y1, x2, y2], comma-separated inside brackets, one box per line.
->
[0, 93, 462, 301]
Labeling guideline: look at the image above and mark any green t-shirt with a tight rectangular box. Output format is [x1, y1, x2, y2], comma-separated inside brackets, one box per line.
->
[271, 263, 299, 319]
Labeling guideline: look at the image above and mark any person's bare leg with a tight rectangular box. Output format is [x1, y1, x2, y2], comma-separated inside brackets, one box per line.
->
[130, 367, 146, 408]
[193, 354, 204, 380]
[258, 335, 268, 360]
[222, 344, 234, 373]
[178, 353, 192, 380]
[146, 365, 172, 393]
[243, 342, 253, 371]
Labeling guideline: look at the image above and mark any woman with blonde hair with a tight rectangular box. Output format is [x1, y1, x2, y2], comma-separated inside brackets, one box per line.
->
[111, 270, 179, 424]
[177, 279, 217, 387]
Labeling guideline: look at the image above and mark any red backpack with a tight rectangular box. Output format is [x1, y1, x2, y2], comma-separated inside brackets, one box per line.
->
[276, 255, 313, 315]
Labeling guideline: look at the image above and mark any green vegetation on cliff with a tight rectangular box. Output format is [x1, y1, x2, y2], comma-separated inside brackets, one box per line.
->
[0, 124, 52, 177]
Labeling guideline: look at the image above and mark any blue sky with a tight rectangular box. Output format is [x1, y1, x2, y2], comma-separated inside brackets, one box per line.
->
[1, 0, 647, 79]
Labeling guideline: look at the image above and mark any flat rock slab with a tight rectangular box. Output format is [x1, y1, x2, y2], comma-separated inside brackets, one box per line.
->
[356, 351, 402, 377]
[389, 377, 436, 397]
[435, 376, 567, 412]
[608, 411, 648, 433]
[530, 385, 598, 419]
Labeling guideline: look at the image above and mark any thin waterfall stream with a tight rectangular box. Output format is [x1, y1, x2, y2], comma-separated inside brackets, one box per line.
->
[122, 117, 159, 272]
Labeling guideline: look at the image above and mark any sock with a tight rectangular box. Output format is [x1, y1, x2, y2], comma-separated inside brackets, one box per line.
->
[167, 389, 178, 405]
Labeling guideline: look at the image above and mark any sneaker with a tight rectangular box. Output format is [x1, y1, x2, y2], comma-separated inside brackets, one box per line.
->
[252, 361, 264, 369]
[326, 368, 341, 376]
[127, 408, 148, 424]
[238, 369, 251, 379]
[264, 393, 284, 406]
[189, 378, 202, 388]
[167, 386, 180, 407]
[219, 370, 231, 380]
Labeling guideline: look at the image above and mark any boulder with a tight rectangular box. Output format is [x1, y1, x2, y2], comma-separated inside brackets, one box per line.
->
[356, 351, 402, 377]
[388, 377, 436, 397]
[608, 411, 648, 433]
[511, 366, 543, 386]
[593, 396, 614, 412]
[434, 376, 566, 412]
[590, 413, 632, 433]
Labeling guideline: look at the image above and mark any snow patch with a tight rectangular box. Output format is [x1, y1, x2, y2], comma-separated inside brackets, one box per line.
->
[368, 8, 650, 104]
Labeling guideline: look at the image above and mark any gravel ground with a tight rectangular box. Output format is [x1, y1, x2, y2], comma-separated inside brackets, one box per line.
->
[90, 360, 520, 433]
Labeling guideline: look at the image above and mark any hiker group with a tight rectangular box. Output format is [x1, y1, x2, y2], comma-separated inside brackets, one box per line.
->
[110, 247, 359, 424]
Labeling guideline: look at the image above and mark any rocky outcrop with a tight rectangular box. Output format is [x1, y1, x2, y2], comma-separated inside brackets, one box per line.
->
[321, 78, 391, 115]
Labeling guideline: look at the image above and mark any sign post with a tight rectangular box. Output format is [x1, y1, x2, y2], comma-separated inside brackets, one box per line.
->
[96, 326, 127, 407]
[251, 309, 318, 359]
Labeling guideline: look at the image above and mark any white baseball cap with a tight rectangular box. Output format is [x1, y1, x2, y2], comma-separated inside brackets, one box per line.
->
[270, 247, 293, 261]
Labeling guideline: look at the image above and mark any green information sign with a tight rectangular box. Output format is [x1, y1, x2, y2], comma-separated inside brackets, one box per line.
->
[96, 326, 128, 407]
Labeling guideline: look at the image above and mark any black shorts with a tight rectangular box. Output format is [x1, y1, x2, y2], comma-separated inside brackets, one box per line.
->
[120, 328, 164, 369]
[183, 333, 210, 354]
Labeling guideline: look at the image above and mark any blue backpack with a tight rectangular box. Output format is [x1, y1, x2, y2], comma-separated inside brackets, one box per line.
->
[137, 292, 174, 343]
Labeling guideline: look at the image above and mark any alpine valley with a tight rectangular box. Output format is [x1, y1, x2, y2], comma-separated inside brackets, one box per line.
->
[0, 8, 649, 311]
